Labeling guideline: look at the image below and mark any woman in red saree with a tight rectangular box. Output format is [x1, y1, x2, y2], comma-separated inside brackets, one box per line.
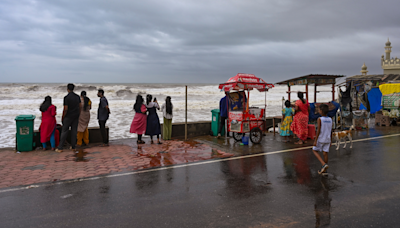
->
[291, 92, 310, 144]
[40, 96, 57, 150]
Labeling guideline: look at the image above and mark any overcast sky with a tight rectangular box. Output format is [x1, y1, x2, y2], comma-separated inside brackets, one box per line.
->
[1, 0, 400, 84]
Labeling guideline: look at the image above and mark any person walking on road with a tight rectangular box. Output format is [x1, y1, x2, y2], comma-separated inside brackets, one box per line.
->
[291, 92, 310, 144]
[97, 89, 110, 147]
[161, 96, 173, 140]
[312, 104, 332, 175]
[40, 96, 57, 150]
[217, 95, 229, 138]
[77, 91, 91, 147]
[145, 94, 162, 144]
[130, 94, 147, 144]
[56, 84, 81, 152]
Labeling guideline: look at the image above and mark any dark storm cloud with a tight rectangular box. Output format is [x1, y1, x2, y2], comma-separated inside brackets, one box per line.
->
[1, 0, 400, 83]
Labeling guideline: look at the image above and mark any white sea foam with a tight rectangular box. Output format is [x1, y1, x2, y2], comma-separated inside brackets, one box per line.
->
[0, 83, 334, 148]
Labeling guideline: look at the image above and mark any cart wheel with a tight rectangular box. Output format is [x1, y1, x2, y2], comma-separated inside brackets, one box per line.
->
[233, 132, 243, 142]
[250, 128, 262, 144]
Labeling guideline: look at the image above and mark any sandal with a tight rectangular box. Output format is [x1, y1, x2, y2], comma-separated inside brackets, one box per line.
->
[151, 140, 154, 144]
[157, 141, 163, 145]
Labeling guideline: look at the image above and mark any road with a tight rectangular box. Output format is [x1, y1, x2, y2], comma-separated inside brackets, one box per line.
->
[1, 128, 400, 227]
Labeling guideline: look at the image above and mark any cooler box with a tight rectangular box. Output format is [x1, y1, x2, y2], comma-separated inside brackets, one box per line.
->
[15, 115, 36, 152]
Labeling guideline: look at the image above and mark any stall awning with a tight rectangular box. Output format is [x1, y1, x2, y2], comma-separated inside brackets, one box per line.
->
[219, 73, 274, 92]
[275, 74, 344, 86]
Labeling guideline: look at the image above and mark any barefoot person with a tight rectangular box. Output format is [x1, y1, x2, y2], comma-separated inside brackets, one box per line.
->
[77, 91, 91, 147]
[39, 96, 57, 150]
[130, 95, 147, 144]
[312, 104, 332, 175]
[97, 89, 110, 147]
[291, 92, 310, 144]
[56, 84, 81, 152]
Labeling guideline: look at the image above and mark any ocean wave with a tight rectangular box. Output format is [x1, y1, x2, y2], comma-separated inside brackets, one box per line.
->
[116, 89, 134, 97]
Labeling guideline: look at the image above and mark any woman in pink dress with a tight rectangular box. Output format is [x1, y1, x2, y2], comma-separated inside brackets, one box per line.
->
[40, 96, 57, 150]
[130, 95, 147, 144]
[291, 92, 310, 144]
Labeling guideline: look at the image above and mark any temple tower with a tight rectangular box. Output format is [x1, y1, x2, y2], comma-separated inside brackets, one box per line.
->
[385, 38, 392, 60]
[360, 63, 368, 75]
[381, 38, 400, 74]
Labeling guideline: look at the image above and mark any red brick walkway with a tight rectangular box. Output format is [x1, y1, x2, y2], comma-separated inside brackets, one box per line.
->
[0, 140, 233, 189]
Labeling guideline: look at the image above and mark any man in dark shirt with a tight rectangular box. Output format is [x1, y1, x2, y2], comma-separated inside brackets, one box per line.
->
[97, 89, 110, 146]
[217, 95, 229, 138]
[56, 83, 81, 152]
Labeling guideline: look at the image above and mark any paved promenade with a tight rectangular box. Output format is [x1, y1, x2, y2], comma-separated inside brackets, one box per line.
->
[0, 139, 233, 189]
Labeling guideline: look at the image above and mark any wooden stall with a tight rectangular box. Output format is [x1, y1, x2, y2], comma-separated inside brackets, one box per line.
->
[270, 74, 344, 134]
[275, 74, 344, 102]
[344, 74, 400, 128]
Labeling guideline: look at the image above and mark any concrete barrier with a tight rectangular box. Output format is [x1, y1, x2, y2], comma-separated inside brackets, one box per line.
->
[161, 121, 212, 139]
[33, 126, 109, 149]
[33, 118, 281, 148]
[160, 118, 282, 139]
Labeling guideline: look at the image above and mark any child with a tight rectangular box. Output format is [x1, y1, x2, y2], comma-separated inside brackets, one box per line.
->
[280, 100, 294, 142]
[312, 104, 332, 175]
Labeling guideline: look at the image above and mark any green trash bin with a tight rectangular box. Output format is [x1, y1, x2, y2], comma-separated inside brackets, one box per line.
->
[211, 109, 225, 136]
[15, 115, 36, 152]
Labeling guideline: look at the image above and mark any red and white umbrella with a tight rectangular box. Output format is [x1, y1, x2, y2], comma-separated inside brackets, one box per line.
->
[218, 73, 274, 92]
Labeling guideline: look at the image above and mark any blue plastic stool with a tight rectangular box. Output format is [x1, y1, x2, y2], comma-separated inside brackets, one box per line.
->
[242, 135, 249, 145]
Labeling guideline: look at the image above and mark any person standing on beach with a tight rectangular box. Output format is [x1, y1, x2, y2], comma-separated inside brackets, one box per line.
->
[97, 89, 110, 147]
[161, 96, 173, 140]
[217, 95, 229, 138]
[77, 91, 91, 147]
[145, 94, 162, 144]
[56, 84, 81, 152]
[291, 92, 310, 144]
[130, 95, 147, 144]
[40, 96, 57, 150]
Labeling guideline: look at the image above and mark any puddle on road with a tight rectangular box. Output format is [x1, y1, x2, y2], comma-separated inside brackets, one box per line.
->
[183, 140, 200, 148]
[74, 149, 89, 162]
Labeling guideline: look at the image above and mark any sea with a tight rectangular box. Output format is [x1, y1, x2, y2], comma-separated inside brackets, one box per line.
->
[0, 83, 334, 148]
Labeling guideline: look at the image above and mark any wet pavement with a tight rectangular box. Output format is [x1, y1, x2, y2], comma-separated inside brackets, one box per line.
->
[0, 140, 232, 189]
[1, 127, 400, 227]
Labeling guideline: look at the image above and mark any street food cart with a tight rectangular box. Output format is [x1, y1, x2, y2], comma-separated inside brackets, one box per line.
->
[219, 73, 274, 144]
